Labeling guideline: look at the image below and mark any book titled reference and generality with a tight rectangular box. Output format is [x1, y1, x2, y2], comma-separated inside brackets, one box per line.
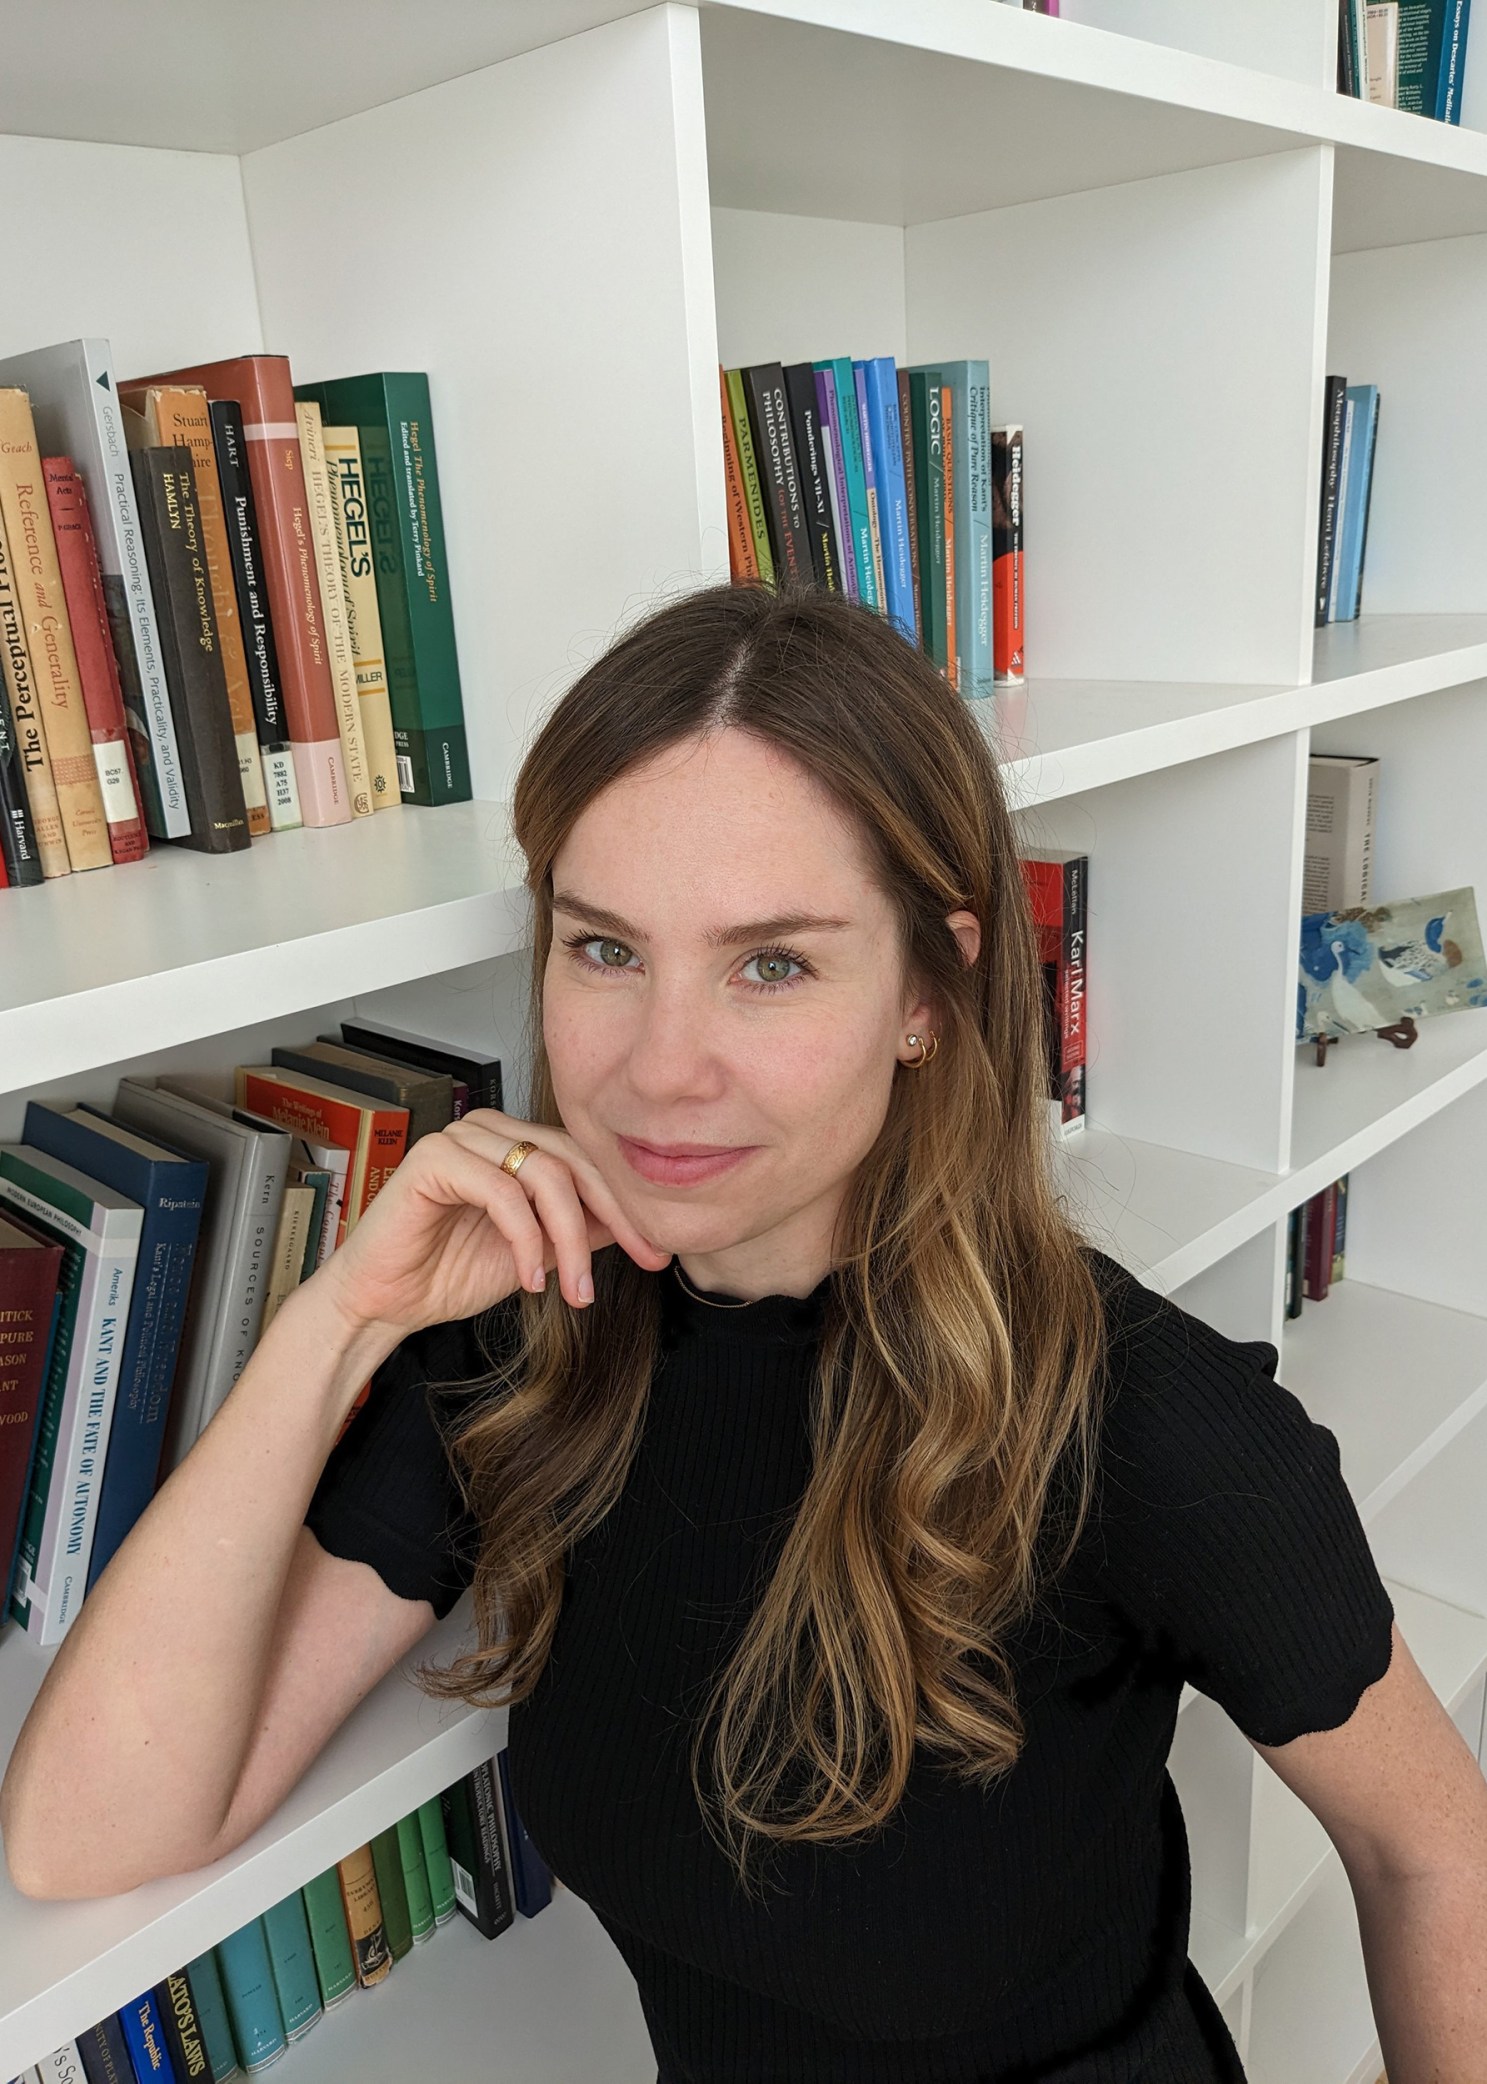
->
[0, 343, 472, 897]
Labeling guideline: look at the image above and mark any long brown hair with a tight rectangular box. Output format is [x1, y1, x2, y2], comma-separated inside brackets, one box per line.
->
[417, 582, 1107, 1883]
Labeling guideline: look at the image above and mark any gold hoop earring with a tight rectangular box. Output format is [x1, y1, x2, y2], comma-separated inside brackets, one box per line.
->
[902, 1031, 939, 1068]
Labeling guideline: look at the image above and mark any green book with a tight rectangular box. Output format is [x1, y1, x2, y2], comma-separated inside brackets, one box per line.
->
[396, 1809, 436, 1941]
[293, 371, 469, 808]
[723, 368, 774, 584]
[300, 1868, 357, 2007]
[185, 1952, 241, 2083]
[905, 368, 946, 673]
[370, 1822, 414, 1960]
[261, 1889, 323, 2041]
[417, 1793, 458, 1924]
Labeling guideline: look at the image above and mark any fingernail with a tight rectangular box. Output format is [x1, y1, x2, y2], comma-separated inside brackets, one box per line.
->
[578, 1271, 594, 1304]
[532, 1267, 545, 1290]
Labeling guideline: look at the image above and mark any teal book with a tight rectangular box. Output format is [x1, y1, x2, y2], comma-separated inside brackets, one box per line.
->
[816, 358, 877, 611]
[396, 1810, 436, 1941]
[939, 360, 993, 699]
[905, 368, 947, 672]
[417, 1793, 459, 1923]
[184, 1952, 241, 2083]
[370, 1823, 414, 1960]
[213, 1922, 286, 2074]
[293, 371, 469, 807]
[300, 1868, 357, 2007]
[261, 1890, 323, 2041]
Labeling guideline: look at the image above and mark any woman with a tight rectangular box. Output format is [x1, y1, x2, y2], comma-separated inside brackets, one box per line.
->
[4, 585, 1485, 2082]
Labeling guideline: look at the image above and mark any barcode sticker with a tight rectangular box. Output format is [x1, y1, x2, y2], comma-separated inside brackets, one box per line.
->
[396, 754, 414, 796]
[450, 1856, 477, 1914]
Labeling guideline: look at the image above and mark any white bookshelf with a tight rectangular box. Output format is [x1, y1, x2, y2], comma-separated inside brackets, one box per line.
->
[3, 2, 1486, 2077]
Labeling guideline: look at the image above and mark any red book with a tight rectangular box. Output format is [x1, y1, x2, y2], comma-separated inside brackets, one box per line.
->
[719, 368, 757, 581]
[1019, 851, 1087, 1137]
[1303, 1183, 1335, 1301]
[992, 425, 1024, 686]
[123, 354, 351, 829]
[0, 1208, 65, 1613]
[43, 458, 149, 865]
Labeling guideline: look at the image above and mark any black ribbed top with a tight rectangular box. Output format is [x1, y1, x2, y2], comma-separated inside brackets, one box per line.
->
[305, 1248, 1395, 2083]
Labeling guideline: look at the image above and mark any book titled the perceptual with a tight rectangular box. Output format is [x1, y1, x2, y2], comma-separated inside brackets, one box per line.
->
[1303, 754, 1379, 914]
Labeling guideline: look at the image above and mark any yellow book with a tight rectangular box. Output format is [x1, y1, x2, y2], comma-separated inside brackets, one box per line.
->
[0, 504, 68, 877]
[322, 426, 399, 812]
[295, 401, 372, 819]
[0, 387, 110, 870]
[336, 1844, 392, 1988]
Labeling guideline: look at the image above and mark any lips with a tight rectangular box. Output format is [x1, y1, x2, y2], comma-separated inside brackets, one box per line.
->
[617, 1136, 754, 1187]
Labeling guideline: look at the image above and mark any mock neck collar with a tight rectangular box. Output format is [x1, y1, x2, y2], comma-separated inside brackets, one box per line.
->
[659, 1254, 832, 1344]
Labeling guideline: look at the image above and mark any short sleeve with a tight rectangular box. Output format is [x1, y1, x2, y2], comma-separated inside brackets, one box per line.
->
[1087, 1259, 1396, 1747]
[304, 1297, 520, 1620]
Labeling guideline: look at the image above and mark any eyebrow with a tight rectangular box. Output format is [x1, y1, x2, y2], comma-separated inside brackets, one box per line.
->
[551, 890, 854, 950]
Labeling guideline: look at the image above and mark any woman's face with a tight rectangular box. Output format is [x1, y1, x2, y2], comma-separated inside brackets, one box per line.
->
[543, 725, 971, 1268]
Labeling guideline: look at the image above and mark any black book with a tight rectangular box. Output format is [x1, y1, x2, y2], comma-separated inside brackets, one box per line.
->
[153, 1970, 211, 2080]
[782, 362, 841, 591]
[0, 525, 43, 885]
[76, 2011, 134, 2084]
[335, 1017, 503, 1114]
[441, 1759, 515, 1941]
[128, 445, 250, 854]
[496, 1745, 553, 1917]
[1315, 374, 1348, 627]
[741, 363, 811, 587]
[209, 399, 292, 800]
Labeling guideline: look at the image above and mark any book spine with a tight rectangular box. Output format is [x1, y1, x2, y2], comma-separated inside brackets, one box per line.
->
[992, 425, 1025, 686]
[0, 394, 111, 869]
[0, 586, 44, 884]
[1058, 856, 1088, 1132]
[300, 1869, 358, 2007]
[1340, 388, 1381, 622]
[944, 362, 992, 696]
[261, 1891, 324, 2040]
[1303, 1183, 1335, 1300]
[396, 1809, 437, 1940]
[852, 363, 889, 612]
[897, 365, 922, 636]
[1285, 1204, 1305, 1319]
[35, 2045, 86, 2084]
[417, 1793, 459, 1923]
[1437, 0, 1471, 117]
[442, 1768, 515, 1939]
[119, 1991, 178, 2083]
[213, 1924, 287, 2074]
[814, 368, 857, 599]
[719, 367, 758, 582]
[128, 450, 251, 854]
[1315, 374, 1347, 625]
[825, 358, 876, 610]
[335, 1844, 392, 1987]
[182, 1953, 242, 2084]
[43, 461, 148, 863]
[1327, 392, 1357, 623]
[941, 384, 958, 689]
[295, 403, 373, 818]
[782, 361, 840, 591]
[76, 2013, 135, 2084]
[496, 1748, 553, 1917]
[323, 430, 399, 810]
[862, 359, 917, 640]
[723, 368, 774, 584]
[207, 400, 300, 832]
[0, 507, 68, 876]
[370, 1823, 414, 1960]
[1331, 1172, 1350, 1279]
[907, 371, 947, 672]
[152, 1974, 209, 2083]
[742, 364, 810, 587]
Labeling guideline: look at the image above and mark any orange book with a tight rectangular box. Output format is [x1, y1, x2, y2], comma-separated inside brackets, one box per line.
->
[719, 367, 757, 581]
[941, 383, 958, 693]
[336, 1844, 392, 1988]
[117, 383, 271, 836]
[232, 1066, 409, 1242]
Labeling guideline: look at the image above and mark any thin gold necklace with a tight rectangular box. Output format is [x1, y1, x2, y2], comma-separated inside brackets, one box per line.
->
[671, 1260, 753, 1309]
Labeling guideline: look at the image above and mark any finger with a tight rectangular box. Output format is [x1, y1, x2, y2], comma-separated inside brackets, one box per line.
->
[421, 1134, 550, 1293]
[449, 1118, 670, 1273]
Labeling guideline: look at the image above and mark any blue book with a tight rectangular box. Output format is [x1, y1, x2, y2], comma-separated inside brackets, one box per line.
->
[1333, 385, 1379, 624]
[496, 1747, 552, 1917]
[819, 358, 876, 610]
[21, 1101, 208, 1591]
[184, 1952, 241, 2084]
[261, 1890, 324, 2041]
[1325, 391, 1358, 623]
[852, 362, 889, 614]
[1437, 0, 1472, 118]
[119, 1992, 177, 2084]
[214, 1922, 287, 2074]
[860, 358, 918, 642]
[939, 360, 993, 698]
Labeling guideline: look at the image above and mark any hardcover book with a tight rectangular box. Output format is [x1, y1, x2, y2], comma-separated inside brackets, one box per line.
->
[740, 363, 810, 588]
[152, 1971, 209, 2082]
[1303, 753, 1378, 913]
[417, 1793, 459, 1924]
[182, 1951, 241, 2083]
[213, 1921, 287, 2074]
[0, 1208, 63, 1616]
[335, 1018, 503, 1114]
[300, 1867, 358, 2007]
[1018, 852, 1088, 1137]
[441, 1759, 515, 1940]
[335, 1843, 392, 1988]
[396, 1810, 437, 1941]
[261, 1890, 324, 2040]
[76, 2011, 135, 2084]
[118, 1990, 178, 2083]
[370, 1824, 414, 1961]
[293, 372, 470, 807]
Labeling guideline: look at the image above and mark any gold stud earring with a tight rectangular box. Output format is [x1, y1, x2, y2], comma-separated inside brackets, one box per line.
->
[902, 1031, 939, 1068]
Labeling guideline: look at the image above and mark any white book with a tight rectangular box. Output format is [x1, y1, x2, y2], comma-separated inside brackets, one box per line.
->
[0, 337, 189, 838]
[35, 2045, 84, 2084]
[0, 1146, 142, 1646]
[1304, 754, 1380, 915]
[1365, 0, 1400, 106]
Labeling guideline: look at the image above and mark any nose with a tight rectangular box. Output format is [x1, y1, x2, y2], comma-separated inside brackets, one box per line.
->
[622, 980, 729, 1105]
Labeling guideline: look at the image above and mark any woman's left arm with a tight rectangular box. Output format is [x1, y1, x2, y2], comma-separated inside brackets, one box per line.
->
[1254, 1620, 1487, 2083]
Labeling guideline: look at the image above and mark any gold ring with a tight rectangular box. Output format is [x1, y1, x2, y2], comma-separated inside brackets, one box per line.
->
[500, 1139, 538, 1177]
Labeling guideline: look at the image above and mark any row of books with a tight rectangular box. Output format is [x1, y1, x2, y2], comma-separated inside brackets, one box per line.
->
[0, 341, 472, 893]
[1314, 375, 1381, 627]
[719, 357, 1024, 696]
[1286, 1175, 1351, 1314]
[0, 1019, 502, 1649]
[8, 1750, 552, 2084]
[1337, 0, 1471, 119]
